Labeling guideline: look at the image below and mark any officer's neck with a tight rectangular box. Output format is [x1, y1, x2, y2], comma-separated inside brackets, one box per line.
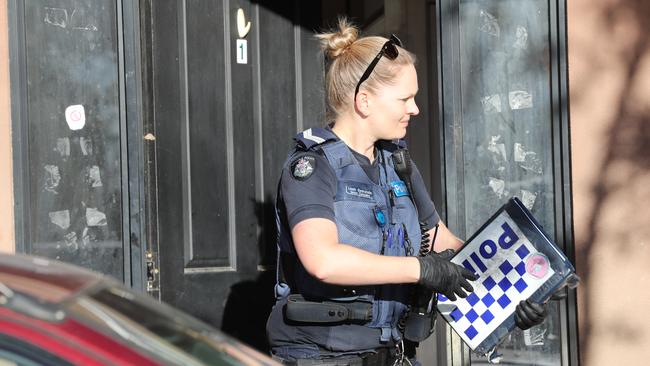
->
[331, 119, 377, 162]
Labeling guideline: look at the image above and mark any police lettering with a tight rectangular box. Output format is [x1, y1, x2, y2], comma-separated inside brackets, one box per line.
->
[461, 222, 520, 275]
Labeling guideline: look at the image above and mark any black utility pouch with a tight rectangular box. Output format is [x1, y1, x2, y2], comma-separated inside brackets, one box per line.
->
[403, 290, 438, 342]
[284, 294, 373, 324]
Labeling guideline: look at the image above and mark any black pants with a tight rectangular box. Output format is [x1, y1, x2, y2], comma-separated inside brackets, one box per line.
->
[274, 348, 397, 366]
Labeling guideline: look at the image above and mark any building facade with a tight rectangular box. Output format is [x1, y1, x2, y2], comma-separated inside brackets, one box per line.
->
[1, 0, 649, 365]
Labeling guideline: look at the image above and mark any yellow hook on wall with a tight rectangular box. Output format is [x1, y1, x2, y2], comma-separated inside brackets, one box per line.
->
[237, 8, 251, 39]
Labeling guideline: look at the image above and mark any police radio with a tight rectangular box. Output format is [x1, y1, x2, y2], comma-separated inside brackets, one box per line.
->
[390, 148, 435, 256]
[391, 148, 415, 206]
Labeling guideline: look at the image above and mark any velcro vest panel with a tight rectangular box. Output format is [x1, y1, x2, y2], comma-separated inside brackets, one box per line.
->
[276, 127, 422, 343]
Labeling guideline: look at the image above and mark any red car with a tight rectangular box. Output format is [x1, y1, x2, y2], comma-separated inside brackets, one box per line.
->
[0, 253, 279, 366]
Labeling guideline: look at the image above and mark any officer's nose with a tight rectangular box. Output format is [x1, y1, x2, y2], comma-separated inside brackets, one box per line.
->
[407, 98, 420, 116]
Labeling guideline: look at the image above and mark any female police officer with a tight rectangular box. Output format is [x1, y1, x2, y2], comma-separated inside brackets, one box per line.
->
[266, 18, 547, 365]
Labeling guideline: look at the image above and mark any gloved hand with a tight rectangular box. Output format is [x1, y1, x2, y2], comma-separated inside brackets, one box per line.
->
[437, 249, 456, 261]
[514, 286, 568, 330]
[514, 299, 547, 330]
[417, 251, 478, 301]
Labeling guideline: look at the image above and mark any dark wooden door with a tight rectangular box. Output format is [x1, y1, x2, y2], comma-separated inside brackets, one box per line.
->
[143, 0, 442, 354]
[143, 0, 325, 351]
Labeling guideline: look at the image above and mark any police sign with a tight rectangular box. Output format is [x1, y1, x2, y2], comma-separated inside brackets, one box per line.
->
[436, 198, 576, 355]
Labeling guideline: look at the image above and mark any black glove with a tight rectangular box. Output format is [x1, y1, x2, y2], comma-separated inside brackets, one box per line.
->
[514, 286, 568, 330]
[514, 299, 547, 330]
[437, 248, 456, 261]
[417, 251, 478, 301]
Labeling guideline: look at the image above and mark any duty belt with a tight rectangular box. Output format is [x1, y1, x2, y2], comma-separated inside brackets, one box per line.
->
[285, 294, 373, 324]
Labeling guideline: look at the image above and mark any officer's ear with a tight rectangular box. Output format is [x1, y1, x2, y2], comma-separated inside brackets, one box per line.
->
[354, 90, 372, 117]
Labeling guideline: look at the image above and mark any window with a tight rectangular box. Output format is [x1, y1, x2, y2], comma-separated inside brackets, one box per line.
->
[0, 335, 72, 366]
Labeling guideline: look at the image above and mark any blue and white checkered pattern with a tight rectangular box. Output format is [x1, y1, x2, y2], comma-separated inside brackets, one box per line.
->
[437, 214, 555, 350]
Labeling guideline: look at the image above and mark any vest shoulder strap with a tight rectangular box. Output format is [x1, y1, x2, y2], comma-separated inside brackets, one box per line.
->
[294, 128, 337, 150]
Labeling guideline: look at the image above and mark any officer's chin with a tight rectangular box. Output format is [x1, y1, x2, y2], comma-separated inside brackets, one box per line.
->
[379, 128, 407, 141]
[393, 128, 408, 140]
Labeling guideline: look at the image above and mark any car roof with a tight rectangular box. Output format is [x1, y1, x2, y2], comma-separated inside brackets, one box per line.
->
[0, 253, 106, 302]
[0, 253, 281, 365]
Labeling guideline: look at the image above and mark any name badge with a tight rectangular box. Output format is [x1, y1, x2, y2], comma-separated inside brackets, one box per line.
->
[336, 181, 374, 201]
[390, 180, 409, 197]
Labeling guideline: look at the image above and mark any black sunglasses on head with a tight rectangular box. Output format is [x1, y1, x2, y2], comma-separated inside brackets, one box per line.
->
[354, 34, 403, 101]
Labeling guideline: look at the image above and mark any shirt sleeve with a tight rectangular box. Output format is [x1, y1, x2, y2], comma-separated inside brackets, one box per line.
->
[280, 151, 338, 229]
[410, 162, 441, 228]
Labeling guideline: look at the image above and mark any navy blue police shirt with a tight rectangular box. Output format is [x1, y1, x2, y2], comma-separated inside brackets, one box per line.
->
[281, 143, 441, 232]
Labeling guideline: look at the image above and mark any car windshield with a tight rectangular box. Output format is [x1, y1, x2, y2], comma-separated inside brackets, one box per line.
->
[69, 285, 259, 366]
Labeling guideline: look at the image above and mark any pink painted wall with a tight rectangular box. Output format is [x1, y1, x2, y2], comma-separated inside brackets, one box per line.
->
[568, 1, 650, 364]
[0, 0, 14, 254]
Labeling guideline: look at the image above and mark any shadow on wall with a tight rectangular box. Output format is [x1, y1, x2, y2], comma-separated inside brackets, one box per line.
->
[575, 2, 650, 363]
[221, 197, 278, 353]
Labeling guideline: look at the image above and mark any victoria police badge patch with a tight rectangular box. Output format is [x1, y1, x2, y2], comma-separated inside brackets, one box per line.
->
[291, 155, 316, 180]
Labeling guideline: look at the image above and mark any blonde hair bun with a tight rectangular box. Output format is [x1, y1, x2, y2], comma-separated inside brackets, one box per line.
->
[316, 17, 359, 59]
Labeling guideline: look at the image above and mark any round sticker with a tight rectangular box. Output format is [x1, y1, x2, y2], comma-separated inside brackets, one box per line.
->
[65, 104, 86, 130]
[526, 253, 550, 279]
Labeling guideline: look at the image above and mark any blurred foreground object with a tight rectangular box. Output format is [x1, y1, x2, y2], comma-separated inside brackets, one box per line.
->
[0, 253, 279, 366]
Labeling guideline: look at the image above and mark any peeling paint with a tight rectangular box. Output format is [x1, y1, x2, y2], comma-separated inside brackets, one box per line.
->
[43, 7, 98, 31]
[72, 24, 98, 32]
[520, 190, 537, 210]
[513, 26, 528, 50]
[55, 138, 70, 157]
[488, 135, 507, 161]
[509, 90, 533, 110]
[69, 9, 98, 31]
[514, 143, 543, 174]
[479, 10, 500, 37]
[49, 210, 70, 230]
[82, 227, 91, 246]
[514, 143, 529, 162]
[63, 231, 79, 250]
[87, 166, 103, 187]
[80, 137, 93, 155]
[488, 177, 506, 198]
[481, 94, 502, 114]
[86, 208, 107, 226]
[44, 165, 61, 194]
[44, 7, 67, 28]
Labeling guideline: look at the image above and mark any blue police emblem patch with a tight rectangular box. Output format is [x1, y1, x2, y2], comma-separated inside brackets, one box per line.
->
[291, 155, 315, 180]
[390, 180, 409, 197]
